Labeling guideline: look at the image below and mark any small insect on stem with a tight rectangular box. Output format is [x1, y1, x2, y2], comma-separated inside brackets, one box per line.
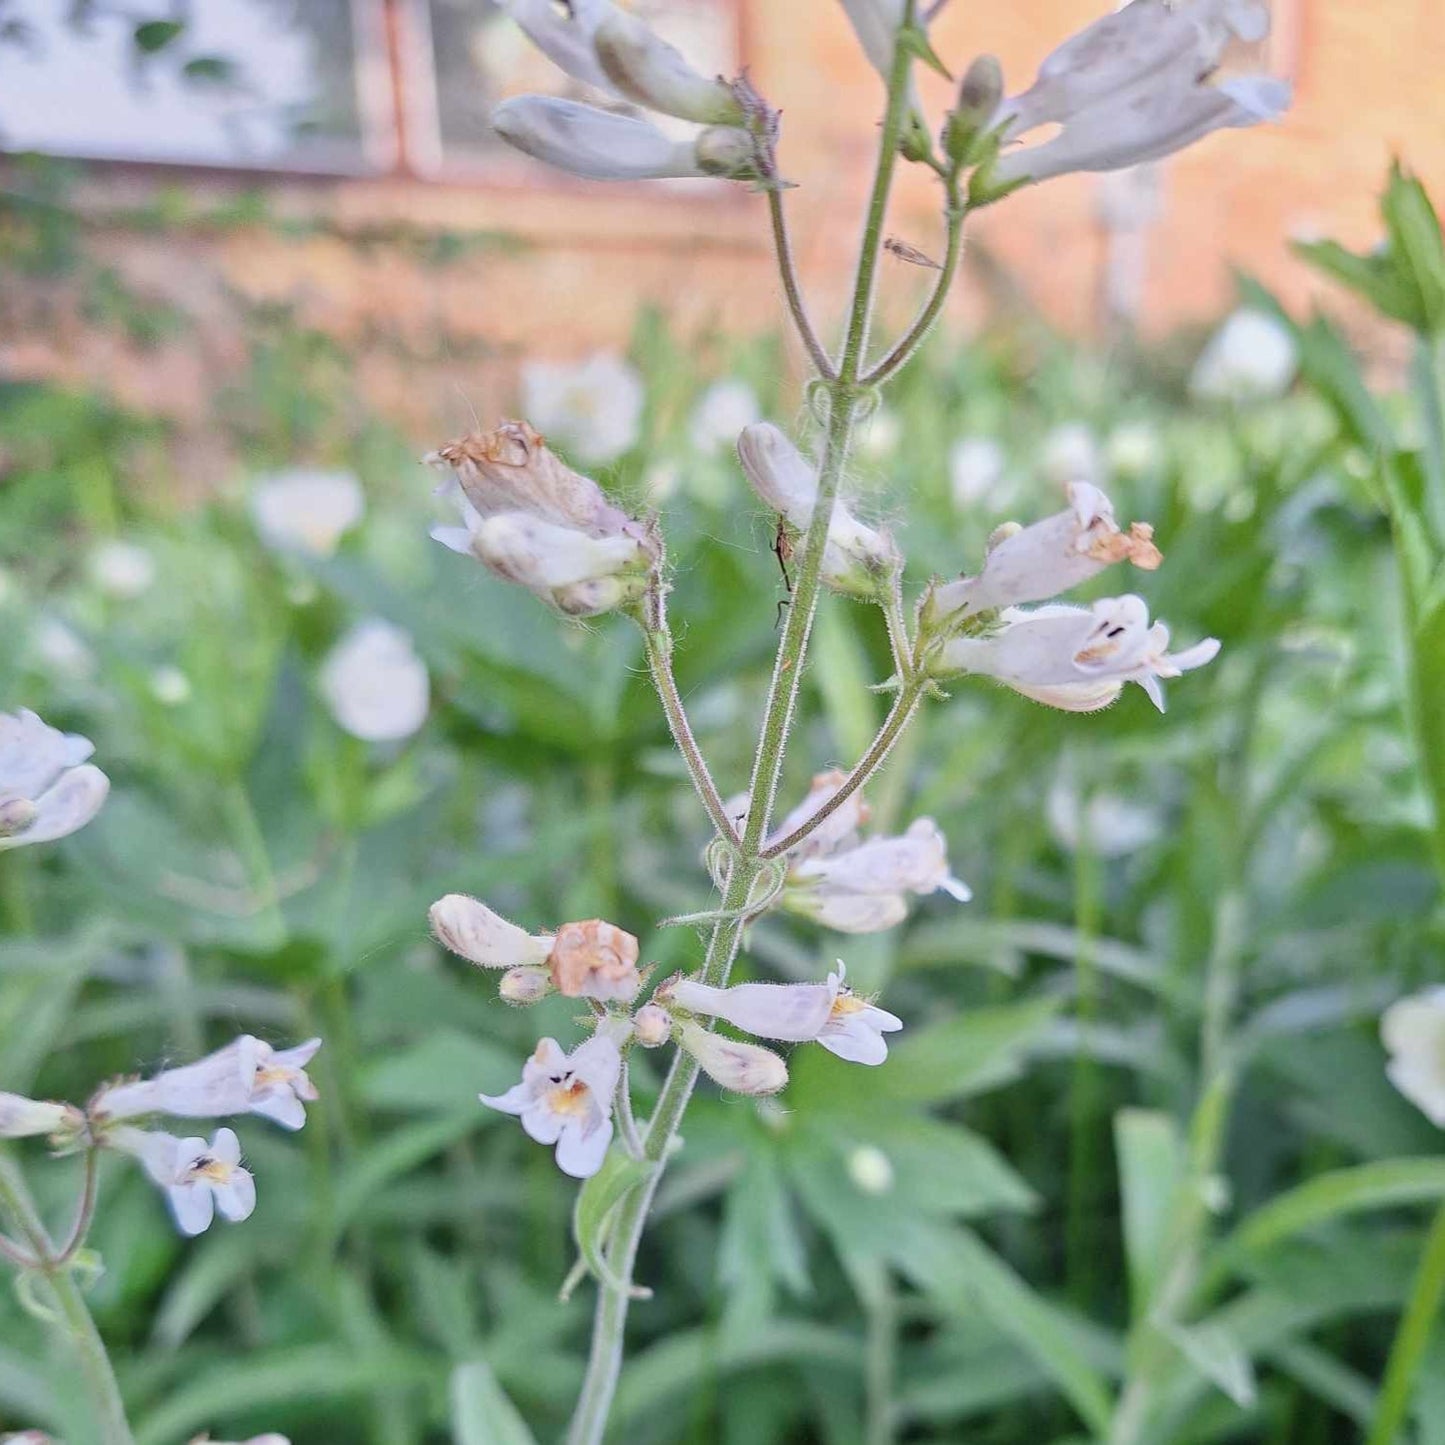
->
[773, 517, 795, 627]
[884, 236, 942, 270]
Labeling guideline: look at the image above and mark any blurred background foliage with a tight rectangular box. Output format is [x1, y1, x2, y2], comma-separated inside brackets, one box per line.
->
[3, 151, 1445, 1445]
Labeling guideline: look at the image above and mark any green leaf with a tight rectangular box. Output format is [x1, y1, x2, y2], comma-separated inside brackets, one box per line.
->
[1115, 1109, 1186, 1320]
[330, 1112, 482, 1238]
[1157, 1316, 1257, 1408]
[133, 19, 184, 53]
[180, 55, 237, 85]
[573, 1147, 655, 1297]
[1382, 160, 1445, 334]
[358, 1028, 517, 1113]
[888, 1219, 1118, 1435]
[1218, 1158, 1445, 1265]
[450, 1358, 537, 1445]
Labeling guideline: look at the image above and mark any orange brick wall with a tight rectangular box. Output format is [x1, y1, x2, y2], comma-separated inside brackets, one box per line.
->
[3, 0, 1441, 443]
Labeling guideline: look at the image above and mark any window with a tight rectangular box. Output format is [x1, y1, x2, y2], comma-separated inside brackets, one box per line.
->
[0, 0, 744, 180]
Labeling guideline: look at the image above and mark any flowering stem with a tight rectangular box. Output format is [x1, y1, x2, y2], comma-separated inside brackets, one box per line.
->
[566, 11, 924, 1440]
[640, 612, 740, 845]
[760, 682, 924, 860]
[766, 188, 836, 380]
[53, 1146, 100, 1267]
[1367, 1198, 1445, 1445]
[0, 1155, 135, 1445]
[865, 181, 966, 387]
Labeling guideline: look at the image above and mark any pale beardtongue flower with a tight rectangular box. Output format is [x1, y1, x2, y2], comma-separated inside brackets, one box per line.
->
[499, 0, 617, 92]
[94, 1035, 322, 1131]
[481, 1035, 622, 1179]
[736, 422, 901, 601]
[672, 961, 904, 1066]
[929, 480, 1162, 619]
[249, 469, 365, 558]
[88, 538, 156, 599]
[319, 619, 430, 742]
[113, 1125, 257, 1237]
[1041, 422, 1102, 485]
[499, 966, 552, 1005]
[0, 708, 110, 852]
[30, 615, 94, 678]
[0, 1091, 83, 1140]
[1190, 308, 1299, 401]
[520, 354, 643, 465]
[937, 595, 1220, 712]
[1381, 988, 1445, 1127]
[949, 436, 1009, 509]
[689, 379, 762, 454]
[992, 0, 1289, 185]
[676, 1020, 789, 1095]
[1046, 774, 1162, 857]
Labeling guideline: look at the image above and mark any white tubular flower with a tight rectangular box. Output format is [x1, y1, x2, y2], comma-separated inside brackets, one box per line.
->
[319, 620, 430, 742]
[88, 539, 156, 599]
[471, 513, 651, 617]
[0, 709, 109, 853]
[500, 0, 617, 92]
[94, 1036, 322, 1131]
[950, 436, 1008, 509]
[735, 423, 901, 601]
[999, 0, 1268, 137]
[0, 1092, 82, 1140]
[787, 818, 972, 933]
[766, 768, 870, 859]
[929, 481, 1162, 619]
[547, 919, 642, 1003]
[1382, 988, 1445, 1128]
[430, 894, 554, 969]
[677, 1021, 788, 1095]
[114, 1126, 257, 1237]
[689, 379, 762, 454]
[519, 357, 643, 467]
[937, 596, 1221, 712]
[1190, 308, 1299, 401]
[673, 962, 903, 1066]
[249, 470, 364, 558]
[481, 1035, 621, 1179]
[594, 10, 743, 124]
[492, 97, 747, 184]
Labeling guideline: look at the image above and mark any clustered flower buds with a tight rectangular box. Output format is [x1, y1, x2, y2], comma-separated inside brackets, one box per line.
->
[490, 2, 753, 183]
[0, 708, 110, 852]
[923, 479, 1218, 712]
[429, 421, 657, 618]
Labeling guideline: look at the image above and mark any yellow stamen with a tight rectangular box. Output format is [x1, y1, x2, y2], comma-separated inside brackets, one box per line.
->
[547, 1080, 593, 1117]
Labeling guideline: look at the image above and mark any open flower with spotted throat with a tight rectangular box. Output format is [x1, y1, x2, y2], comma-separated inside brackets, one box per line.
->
[481, 1035, 622, 1179]
[93, 1035, 322, 1131]
[111, 1126, 257, 1237]
[669, 962, 903, 1066]
[934, 594, 1220, 713]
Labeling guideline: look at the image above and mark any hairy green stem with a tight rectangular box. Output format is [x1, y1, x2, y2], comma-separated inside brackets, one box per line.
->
[564, 10, 922, 1439]
[1367, 1199, 1445, 1445]
[767, 188, 835, 380]
[0, 1155, 135, 1445]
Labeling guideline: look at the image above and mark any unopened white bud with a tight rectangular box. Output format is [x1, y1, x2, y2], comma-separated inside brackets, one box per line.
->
[633, 1003, 672, 1047]
[0, 1091, 81, 1140]
[847, 1144, 895, 1195]
[594, 12, 743, 125]
[492, 96, 707, 182]
[0, 797, 38, 838]
[695, 126, 756, 179]
[473, 512, 650, 615]
[429, 894, 554, 969]
[499, 966, 552, 1005]
[679, 1021, 788, 1095]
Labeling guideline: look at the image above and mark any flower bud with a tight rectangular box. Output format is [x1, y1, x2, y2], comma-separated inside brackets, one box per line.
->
[594, 12, 744, 125]
[548, 919, 642, 1003]
[472, 513, 651, 617]
[633, 1003, 672, 1047]
[943, 54, 1004, 168]
[0, 797, 38, 838]
[695, 126, 757, 180]
[499, 966, 553, 1005]
[429, 895, 554, 969]
[0, 1091, 81, 1140]
[679, 1021, 788, 1095]
[492, 96, 708, 181]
